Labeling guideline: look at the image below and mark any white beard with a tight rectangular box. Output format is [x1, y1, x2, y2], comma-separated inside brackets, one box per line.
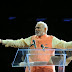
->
[35, 31, 46, 36]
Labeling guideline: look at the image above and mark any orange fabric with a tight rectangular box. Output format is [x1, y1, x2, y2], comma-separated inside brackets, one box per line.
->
[25, 34, 55, 72]
[25, 66, 55, 72]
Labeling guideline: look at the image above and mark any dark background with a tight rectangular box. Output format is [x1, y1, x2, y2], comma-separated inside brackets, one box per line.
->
[0, 1, 72, 72]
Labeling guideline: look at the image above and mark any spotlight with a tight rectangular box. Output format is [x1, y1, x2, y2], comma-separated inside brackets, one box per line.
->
[8, 17, 16, 20]
[36, 18, 47, 21]
[63, 18, 72, 22]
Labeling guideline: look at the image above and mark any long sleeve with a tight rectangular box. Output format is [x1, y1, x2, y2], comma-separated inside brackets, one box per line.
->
[65, 41, 72, 49]
[52, 36, 72, 49]
[2, 36, 32, 48]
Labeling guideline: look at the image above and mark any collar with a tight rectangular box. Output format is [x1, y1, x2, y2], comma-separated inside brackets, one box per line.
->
[36, 34, 48, 39]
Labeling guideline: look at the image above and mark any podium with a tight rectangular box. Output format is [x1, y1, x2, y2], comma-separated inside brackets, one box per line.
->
[12, 48, 72, 72]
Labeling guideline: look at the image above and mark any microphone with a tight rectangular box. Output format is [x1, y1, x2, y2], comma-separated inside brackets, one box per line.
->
[41, 44, 45, 51]
[33, 40, 36, 48]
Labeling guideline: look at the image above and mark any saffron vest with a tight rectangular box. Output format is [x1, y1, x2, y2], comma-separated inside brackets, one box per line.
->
[25, 34, 55, 72]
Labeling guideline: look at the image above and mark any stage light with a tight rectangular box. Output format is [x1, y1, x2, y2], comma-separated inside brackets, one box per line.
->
[8, 17, 16, 20]
[64, 20, 71, 21]
[63, 18, 72, 22]
[36, 18, 47, 21]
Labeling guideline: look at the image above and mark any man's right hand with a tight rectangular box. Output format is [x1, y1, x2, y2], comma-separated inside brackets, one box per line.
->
[0, 39, 2, 43]
[65, 56, 72, 66]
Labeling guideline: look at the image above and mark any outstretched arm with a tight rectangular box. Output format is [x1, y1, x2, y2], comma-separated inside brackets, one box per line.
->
[52, 36, 72, 49]
[52, 36, 72, 66]
[0, 36, 31, 48]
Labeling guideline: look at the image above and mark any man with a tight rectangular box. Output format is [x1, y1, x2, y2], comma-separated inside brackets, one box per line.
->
[0, 21, 72, 72]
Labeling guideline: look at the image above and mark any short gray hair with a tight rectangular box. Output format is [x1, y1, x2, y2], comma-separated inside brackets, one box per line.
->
[37, 21, 48, 33]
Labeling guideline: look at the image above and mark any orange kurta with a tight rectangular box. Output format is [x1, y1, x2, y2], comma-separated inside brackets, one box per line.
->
[25, 34, 55, 72]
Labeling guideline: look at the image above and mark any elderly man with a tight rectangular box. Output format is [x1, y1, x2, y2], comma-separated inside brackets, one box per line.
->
[0, 21, 72, 72]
